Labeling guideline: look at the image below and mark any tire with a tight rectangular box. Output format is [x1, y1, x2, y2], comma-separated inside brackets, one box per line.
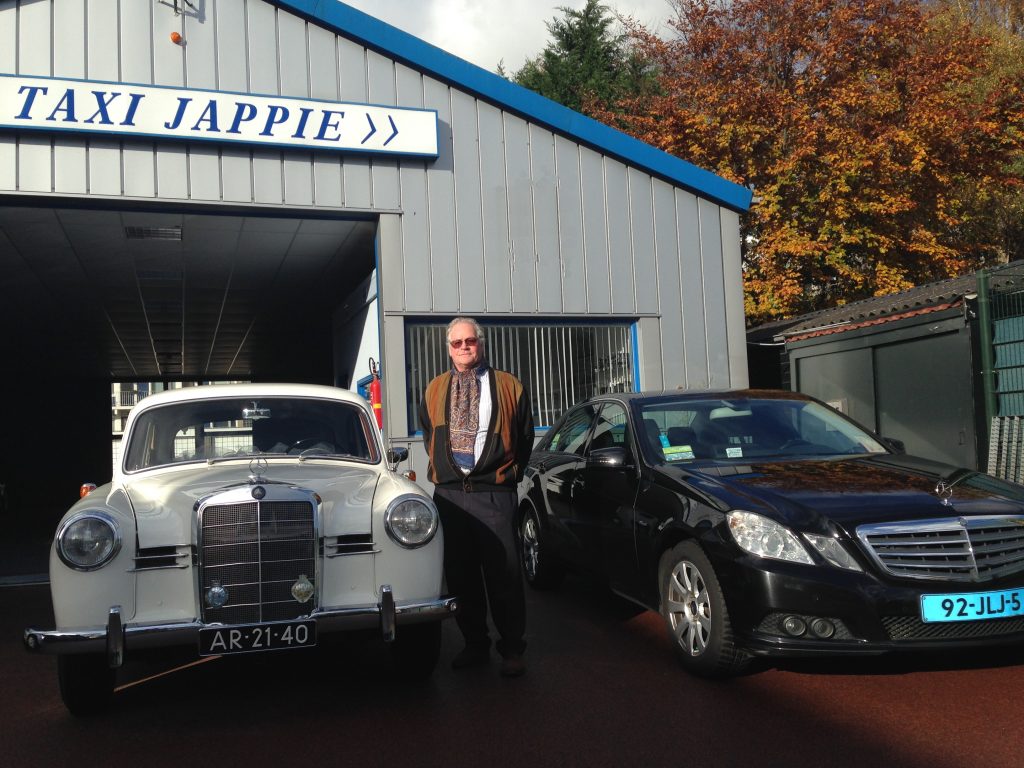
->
[58, 654, 116, 716]
[659, 541, 749, 678]
[389, 621, 442, 680]
[519, 505, 564, 590]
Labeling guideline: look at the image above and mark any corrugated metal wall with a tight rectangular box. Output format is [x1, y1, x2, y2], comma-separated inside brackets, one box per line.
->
[0, 0, 748, 432]
[0, 0, 395, 207]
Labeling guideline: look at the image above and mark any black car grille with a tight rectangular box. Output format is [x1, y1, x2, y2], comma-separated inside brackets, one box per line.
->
[857, 516, 1024, 582]
[199, 497, 317, 624]
[883, 615, 1024, 641]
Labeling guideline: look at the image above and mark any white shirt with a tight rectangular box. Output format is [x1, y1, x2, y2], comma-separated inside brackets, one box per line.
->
[461, 369, 491, 474]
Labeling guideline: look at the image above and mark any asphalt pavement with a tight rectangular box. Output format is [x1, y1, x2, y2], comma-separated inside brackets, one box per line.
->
[4, 573, 1024, 768]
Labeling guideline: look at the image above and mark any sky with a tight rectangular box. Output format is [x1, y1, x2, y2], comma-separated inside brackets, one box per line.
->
[339, 0, 674, 74]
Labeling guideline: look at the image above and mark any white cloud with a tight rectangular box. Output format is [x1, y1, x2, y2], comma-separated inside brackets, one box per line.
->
[340, 0, 673, 73]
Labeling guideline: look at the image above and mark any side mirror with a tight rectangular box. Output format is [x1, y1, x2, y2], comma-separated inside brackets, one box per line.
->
[587, 446, 631, 469]
[387, 447, 409, 465]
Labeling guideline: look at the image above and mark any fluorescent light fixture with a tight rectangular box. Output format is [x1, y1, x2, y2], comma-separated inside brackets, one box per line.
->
[125, 226, 183, 241]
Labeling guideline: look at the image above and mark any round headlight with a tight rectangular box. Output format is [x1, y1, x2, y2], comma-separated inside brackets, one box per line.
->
[57, 512, 121, 571]
[384, 495, 438, 548]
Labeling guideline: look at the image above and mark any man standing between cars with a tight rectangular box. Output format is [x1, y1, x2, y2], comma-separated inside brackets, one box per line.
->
[419, 317, 534, 677]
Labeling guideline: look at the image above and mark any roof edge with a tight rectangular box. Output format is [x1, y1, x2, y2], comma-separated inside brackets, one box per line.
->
[270, 0, 753, 213]
[781, 301, 963, 344]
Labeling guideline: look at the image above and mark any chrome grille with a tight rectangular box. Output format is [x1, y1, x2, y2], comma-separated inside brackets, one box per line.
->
[199, 492, 317, 624]
[857, 516, 1024, 582]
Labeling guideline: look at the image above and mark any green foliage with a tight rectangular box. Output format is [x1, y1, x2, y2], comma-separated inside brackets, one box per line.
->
[512, 0, 656, 112]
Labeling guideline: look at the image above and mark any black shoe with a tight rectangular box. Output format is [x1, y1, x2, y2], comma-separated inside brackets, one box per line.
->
[499, 655, 526, 678]
[451, 646, 490, 670]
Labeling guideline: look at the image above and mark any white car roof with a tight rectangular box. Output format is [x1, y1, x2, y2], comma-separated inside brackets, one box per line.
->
[128, 383, 369, 413]
[119, 384, 379, 476]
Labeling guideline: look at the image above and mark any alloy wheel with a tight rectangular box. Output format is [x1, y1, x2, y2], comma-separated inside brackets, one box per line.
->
[521, 514, 540, 580]
[665, 559, 711, 656]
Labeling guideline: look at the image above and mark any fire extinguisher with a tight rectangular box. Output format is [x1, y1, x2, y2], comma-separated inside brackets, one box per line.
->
[369, 357, 383, 430]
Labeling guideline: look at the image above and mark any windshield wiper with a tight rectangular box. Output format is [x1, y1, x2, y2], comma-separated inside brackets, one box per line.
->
[298, 449, 361, 462]
[206, 452, 289, 465]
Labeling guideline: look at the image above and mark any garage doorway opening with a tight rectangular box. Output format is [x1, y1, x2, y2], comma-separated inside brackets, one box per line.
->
[0, 202, 378, 577]
[0, 203, 379, 382]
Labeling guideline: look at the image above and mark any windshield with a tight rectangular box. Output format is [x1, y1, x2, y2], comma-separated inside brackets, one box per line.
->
[123, 397, 379, 472]
[638, 396, 888, 464]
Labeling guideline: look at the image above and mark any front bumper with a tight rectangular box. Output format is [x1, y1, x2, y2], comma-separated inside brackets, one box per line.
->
[24, 589, 458, 663]
[707, 541, 1024, 658]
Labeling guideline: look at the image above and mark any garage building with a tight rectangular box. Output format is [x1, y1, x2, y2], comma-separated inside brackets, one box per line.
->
[0, 0, 751, 555]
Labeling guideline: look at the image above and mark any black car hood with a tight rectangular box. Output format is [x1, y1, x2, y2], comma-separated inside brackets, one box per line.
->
[661, 453, 1024, 529]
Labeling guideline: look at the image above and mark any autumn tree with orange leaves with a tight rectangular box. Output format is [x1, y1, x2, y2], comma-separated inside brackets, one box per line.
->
[606, 0, 1024, 323]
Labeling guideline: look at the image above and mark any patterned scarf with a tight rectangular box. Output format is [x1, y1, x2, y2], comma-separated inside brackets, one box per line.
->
[449, 362, 485, 470]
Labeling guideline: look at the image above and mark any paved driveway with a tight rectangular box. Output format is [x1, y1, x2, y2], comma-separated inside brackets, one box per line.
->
[4, 577, 1023, 768]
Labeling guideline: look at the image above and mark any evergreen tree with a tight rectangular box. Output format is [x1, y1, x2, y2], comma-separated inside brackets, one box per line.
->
[512, 0, 655, 112]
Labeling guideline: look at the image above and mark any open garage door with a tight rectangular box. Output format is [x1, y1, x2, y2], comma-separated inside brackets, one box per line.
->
[0, 202, 377, 578]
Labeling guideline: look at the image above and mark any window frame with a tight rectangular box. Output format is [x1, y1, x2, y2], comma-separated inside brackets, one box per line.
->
[404, 319, 637, 432]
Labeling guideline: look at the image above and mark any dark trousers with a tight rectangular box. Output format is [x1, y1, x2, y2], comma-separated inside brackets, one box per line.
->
[433, 486, 526, 658]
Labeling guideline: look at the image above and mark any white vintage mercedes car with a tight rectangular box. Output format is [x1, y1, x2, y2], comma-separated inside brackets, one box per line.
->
[24, 383, 456, 715]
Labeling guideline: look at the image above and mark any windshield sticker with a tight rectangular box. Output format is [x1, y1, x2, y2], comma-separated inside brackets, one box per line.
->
[658, 434, 671, 449]
[663, 445, 695, 461]
[726, 446, 744, 458]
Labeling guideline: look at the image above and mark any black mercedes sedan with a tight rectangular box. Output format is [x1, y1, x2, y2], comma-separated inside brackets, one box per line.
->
[517, 390, 1024, 676]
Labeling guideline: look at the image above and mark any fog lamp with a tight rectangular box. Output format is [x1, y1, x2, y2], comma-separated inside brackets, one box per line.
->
[810, 618, 836, 639]
[782, 615, 807, 637]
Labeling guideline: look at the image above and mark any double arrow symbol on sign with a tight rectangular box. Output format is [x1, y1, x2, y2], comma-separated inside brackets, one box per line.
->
[361, 114, 399, 147]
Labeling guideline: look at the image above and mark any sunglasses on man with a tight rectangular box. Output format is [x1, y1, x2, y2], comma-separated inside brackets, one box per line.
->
[449, 337, 479, 349]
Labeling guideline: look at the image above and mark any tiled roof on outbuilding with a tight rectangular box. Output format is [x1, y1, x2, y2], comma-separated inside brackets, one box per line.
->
[748, 261, 1024, 344]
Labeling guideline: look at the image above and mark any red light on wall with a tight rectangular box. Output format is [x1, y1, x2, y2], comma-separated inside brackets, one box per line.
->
[170, 31, 182, 44]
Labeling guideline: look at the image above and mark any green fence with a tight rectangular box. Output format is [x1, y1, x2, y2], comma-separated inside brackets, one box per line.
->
[985, 263, 1024, 417]
[979, 263, 1024, 477]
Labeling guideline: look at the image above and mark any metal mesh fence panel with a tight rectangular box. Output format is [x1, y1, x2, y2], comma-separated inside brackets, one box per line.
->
[405, 322, 634, 430]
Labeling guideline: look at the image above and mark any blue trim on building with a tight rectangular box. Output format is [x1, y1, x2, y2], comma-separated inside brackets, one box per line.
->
[631, 324, 642, 392]
[270, 0, 752, 213]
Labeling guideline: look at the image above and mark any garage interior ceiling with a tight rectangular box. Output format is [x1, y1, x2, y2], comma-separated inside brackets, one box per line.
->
[0, 205, 376, 380]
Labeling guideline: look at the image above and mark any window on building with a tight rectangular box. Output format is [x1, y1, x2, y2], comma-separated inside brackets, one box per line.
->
[405, 322, 635, 429]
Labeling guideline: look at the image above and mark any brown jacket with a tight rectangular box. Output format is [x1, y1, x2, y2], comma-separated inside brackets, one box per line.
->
[419, 367, 534, 491]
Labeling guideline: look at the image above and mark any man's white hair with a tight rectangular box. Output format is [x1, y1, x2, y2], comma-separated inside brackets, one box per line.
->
[446, 317, 485, 343]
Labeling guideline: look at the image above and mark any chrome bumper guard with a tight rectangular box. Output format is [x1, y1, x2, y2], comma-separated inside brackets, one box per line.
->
[24, 592, 458, 664]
